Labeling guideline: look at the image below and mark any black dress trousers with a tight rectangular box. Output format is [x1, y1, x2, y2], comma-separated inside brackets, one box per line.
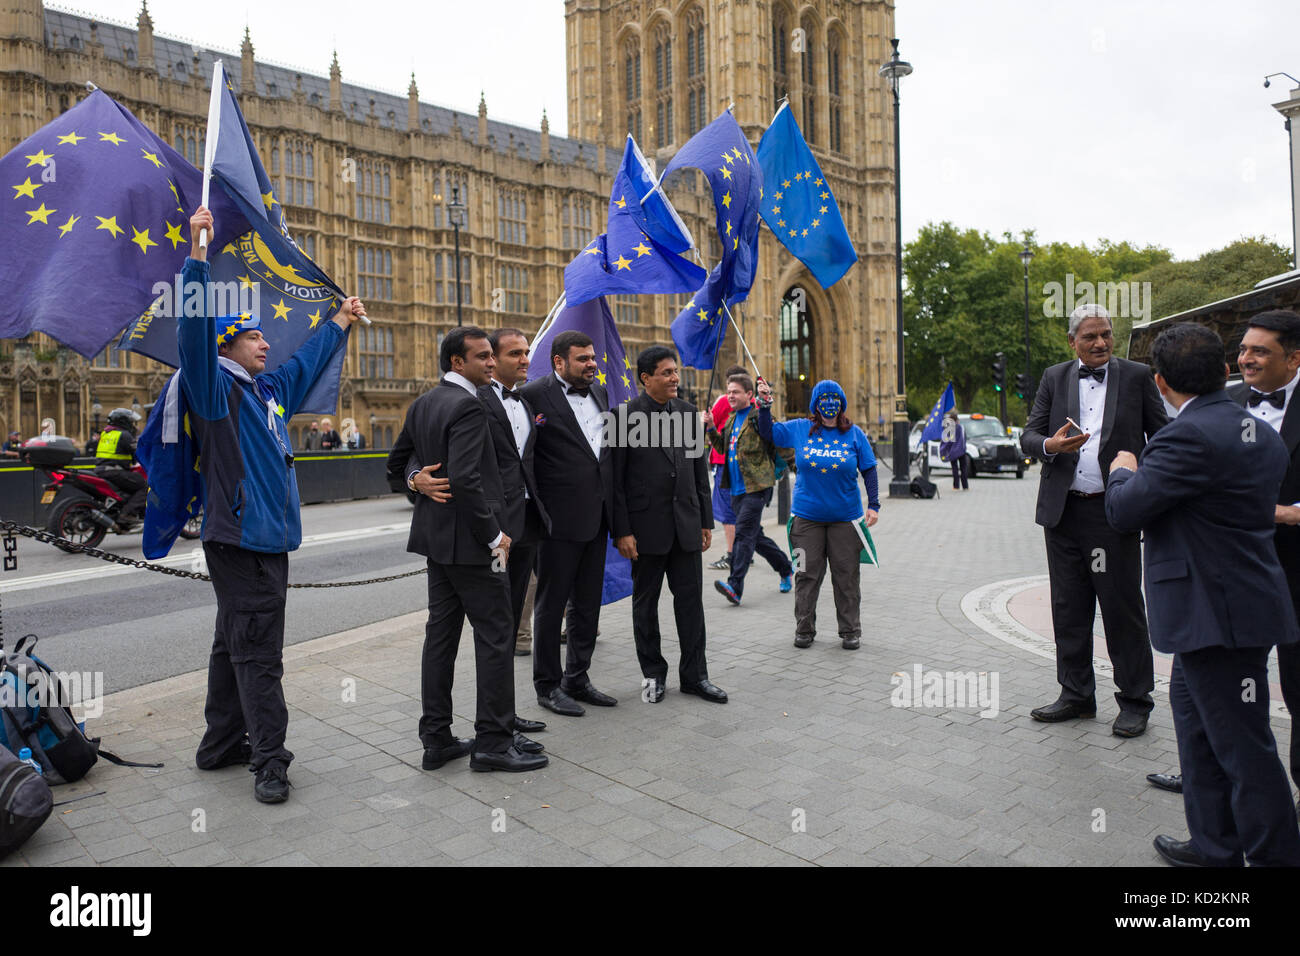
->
[533, 519, 607, 696]
[631, 539, 708, 687]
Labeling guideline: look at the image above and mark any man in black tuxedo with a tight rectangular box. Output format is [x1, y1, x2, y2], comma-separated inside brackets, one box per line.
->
[480, 327, 550, 734]
[387, 327, 547, 774]
[519, 330, 618, 717]
[1107, 322, 1300, 866]
[1149, 309, 1300, 803]
[613, 346, 727, 704]
[1021, 303, 1167, 737]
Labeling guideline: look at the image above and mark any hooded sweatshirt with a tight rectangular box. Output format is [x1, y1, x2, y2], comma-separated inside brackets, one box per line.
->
[757, 380, 879, 522]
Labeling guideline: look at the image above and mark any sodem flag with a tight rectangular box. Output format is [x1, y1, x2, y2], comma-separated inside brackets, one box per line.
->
[756, 101, 857, 288]
[119, 62, 347, 415]
[919, 382, 955, 443]
[0, 90, 245, 357]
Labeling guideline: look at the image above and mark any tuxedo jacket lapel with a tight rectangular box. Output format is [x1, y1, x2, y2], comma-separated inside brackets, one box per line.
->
[548, 375, 599, 460]
[1066, 363, 1080, 428]
[1281, 393, 1300, 457]
[1099, 359, 1121, 450]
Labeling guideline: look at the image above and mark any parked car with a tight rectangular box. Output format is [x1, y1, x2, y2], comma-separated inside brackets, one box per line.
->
[911, 414, 1032, 478]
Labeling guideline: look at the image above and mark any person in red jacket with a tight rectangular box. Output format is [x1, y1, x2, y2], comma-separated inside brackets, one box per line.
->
[707, 365, 746, 570]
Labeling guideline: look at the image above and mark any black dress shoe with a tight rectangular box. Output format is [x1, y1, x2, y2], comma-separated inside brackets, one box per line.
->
[564, 682, 618, 707]
[794, 634, 814, 648]
[1147, 772, 1183, 794]
[470, 745, 549, 773]
[1030, 696, 1096, 722]
[841, 635, 860, 650]
[422, 737, 472, 770]
[681, 679, 728, 703]
[513, 716, 547, 733]
[1153, 834, 1210, 867]
[513, 732, 545, 754]
[644, 678, 666, 703]
[537, 688, 585, 717]
[253, 764, 291, 804]
[198, 737, 252, 770]
[1112, 710, 1149, 738]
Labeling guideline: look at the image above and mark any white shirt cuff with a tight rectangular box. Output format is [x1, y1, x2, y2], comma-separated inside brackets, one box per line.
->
[490, 531, 504, 548]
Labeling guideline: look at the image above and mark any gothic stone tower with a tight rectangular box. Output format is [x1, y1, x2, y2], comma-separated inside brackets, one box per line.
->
[565, 0, 900, 428]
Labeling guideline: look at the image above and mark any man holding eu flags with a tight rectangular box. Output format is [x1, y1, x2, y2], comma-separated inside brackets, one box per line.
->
[183, 205, 364, 804]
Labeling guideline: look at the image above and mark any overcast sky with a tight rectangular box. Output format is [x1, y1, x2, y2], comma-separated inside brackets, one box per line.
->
[78, 0, 1300, 261]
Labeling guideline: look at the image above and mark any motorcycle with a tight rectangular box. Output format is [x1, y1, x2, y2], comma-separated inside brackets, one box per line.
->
[23, 436, 202, 552]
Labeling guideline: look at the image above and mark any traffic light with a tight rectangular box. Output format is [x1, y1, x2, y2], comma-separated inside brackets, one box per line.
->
[991, 352, 1006, 393]
[1014, 373, 1032, 399]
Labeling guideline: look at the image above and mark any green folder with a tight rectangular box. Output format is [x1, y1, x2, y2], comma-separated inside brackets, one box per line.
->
[786, 516, 880, 568]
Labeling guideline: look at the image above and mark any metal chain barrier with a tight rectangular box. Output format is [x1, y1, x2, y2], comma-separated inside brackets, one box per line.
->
[0, 520, 427, 589]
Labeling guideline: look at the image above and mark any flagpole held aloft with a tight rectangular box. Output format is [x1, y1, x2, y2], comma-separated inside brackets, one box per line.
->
[722, 302, 762, 381]
[199, 60, 223, 249]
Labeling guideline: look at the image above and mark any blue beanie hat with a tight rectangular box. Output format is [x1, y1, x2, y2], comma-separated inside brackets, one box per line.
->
[809, 379, 847, 419]
[216, 312, 261, 347]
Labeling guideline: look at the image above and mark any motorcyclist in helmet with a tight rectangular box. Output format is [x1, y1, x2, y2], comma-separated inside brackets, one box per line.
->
[94, 407, 147, 523]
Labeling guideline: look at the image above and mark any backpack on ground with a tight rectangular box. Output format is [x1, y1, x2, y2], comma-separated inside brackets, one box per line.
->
[0, 635, 161, 784]
[0, 740, 53, 858]
[910, 474, 938, 499]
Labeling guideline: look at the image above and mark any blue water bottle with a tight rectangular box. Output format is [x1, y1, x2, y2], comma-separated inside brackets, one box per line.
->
[16, 747, 43, 775]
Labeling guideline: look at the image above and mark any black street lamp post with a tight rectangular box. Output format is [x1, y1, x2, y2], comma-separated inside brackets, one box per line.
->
[1020, 242, 1034, 408]
[879, 38, 913, 497]
[447, 186, 467, 326]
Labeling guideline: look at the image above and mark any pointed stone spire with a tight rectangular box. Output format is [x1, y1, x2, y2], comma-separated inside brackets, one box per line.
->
[240, 25, 255, 94]
[136, 1, 154, 70]
[539, 109, 549, 162]
[329, 50, 341, 112]
[407, 73, 419, 131]
[477, 91, 488, 144]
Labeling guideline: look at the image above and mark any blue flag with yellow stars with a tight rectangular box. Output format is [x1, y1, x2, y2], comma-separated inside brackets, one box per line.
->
[919, 382, 955, 443]
[119, 63, 347, 414]
[0, 90, 246, 357]
[527, 295, 636, 605]
[756, 102, 858, 288]
[665, 110, 764, 369]
[563, 136, 705, 307]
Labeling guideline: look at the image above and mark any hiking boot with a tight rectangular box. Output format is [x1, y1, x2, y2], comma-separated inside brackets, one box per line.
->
[254, 764, 292, 804]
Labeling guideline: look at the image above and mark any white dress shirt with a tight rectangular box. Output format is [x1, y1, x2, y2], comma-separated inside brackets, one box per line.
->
[411, 370, 502, 548]
[1069, 361, 1109, 493]
[556, 370, 603, 458]
[491, 377, 531, 499]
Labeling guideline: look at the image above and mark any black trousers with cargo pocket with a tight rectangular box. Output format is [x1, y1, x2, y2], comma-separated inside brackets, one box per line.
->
[195, 541, 294, 774]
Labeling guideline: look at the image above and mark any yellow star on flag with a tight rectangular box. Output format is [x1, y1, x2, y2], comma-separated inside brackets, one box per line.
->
[596, 370, 607, 385]
[815, 178, 824, 186]
[782, 179, 791, 189]
[721, 192, 731, 208]
[583, 246, 601, 256]
[168, 180, 180, 201]
[25, 149, 53, 167]
[777, 219, 786, 228]
[612, 254, 632, 271]
[812, 219, 820, 228]
[733, 237, 738, 250]
[632, 241, 651, 257]
[795, 172, 803, 181]
[140, 149, 164, 168]
[719, 166, 732, 180]
[307, 308, 323, 328]
[733, 148, 744, 160]
[97, 131, 125, 145]
[820, 191, 830, 199]
[57, 214, 79, 237]
[771, 206, 780, 215]
[722, 152, 734, 166]
[271, 298, 292, 321]
[95, 215, 124, 237]
[614, 195, 627, 208]
[788, 228, 796, 237]
[697, 308, 709, 322]
[26, 202, 56, 225]
[819, 205, 828, 214]
[237, 273, 256, 290]
[57, 131, 84, 146]
[623, 354, 632, 369]
[11, 178, 40, 199]
[261, 190, 276, 210]
[130, 226, 157, 253]
[621, 373, 630, 388]
[603, 352, 609, 363]
[725, 221, 732, 236]
[163, 221, 185, 248]
[801, 228, 808, 237]
[773, 191, 783, 200]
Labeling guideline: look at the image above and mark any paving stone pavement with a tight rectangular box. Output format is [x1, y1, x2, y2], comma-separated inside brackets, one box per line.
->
[5, 468, 1294, 866]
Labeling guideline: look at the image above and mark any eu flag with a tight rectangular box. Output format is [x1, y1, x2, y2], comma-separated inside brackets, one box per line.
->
[664, 110, 763, 368]
[919, 382, 955, 443]
[119, 63, 347, 415]
[756, 102, 858, 288]
[564, 136, 705, 307]
[0, 90, 245, 357]
[527, 296, 636, 604]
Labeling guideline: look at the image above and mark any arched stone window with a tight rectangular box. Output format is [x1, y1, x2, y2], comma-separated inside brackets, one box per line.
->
[624, 37, 642, 143]
[684, 7, 707, 135]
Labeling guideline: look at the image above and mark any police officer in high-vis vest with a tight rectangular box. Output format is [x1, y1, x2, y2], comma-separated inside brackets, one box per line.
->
[94, 407, 147, 521]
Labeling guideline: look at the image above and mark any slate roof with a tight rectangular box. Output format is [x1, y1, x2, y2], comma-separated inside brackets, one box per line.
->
[41, 4, 616, 172]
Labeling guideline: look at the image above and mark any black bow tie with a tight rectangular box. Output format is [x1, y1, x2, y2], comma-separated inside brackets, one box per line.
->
[1079, 365, 1106, 383]
[499, 386, 521, 402]
[567, 385, 591, 399]
[1249, 389, 1285, 409]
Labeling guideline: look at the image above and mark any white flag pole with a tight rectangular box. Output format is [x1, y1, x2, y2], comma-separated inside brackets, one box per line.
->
[198, 60, 224, 249]
[722, 301, 762, 382]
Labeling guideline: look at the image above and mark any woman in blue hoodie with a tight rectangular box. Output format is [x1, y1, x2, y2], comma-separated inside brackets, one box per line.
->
[756, 379, 880, 649]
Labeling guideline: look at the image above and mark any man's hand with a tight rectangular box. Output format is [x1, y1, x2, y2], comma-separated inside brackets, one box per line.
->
[700, 410, 714, 432]
[1276, 504, 1300, 526]
[412, 462, 452, 502]
[189, 206, 213, 262]
[491, 532, 512, 568]
[756, 381, 773, 406]
[332, 296, 367, 331]
[616, 534, 639, 561]
[701, 528, 712, 550]
[1109, 450, 1138, 474]
[1043, 421, 1089, 455]
[864, 509, 879, 528]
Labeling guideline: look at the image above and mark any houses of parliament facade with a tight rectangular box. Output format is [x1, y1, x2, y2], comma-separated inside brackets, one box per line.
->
[2, 0, 900, 449]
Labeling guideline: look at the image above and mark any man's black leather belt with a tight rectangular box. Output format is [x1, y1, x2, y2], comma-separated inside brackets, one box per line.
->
[1068, 490, 1105, 499]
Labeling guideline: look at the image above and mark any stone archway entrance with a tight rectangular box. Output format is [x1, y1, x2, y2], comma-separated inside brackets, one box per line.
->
[779, 287, 814, 418]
